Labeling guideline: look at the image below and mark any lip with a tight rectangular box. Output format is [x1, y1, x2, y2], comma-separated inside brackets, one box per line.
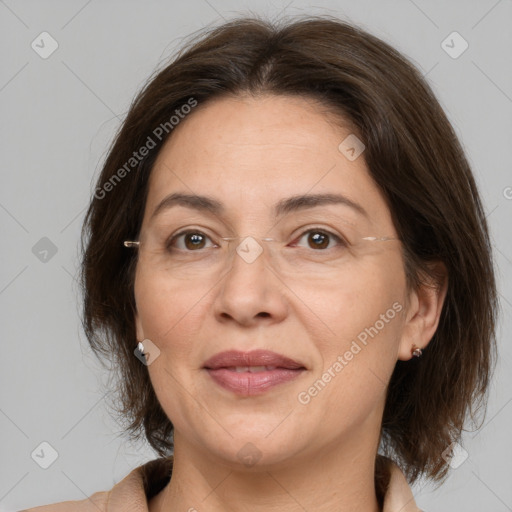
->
[203, 349, 305, 370]
[203, 350, 306, 396]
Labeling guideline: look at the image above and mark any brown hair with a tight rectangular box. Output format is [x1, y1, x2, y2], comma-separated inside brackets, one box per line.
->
[80, 14, 498, 497]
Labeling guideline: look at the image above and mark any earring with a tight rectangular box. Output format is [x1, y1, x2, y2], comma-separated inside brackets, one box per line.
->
[411, 344, 423, 358]
[137, 341, 145, 354]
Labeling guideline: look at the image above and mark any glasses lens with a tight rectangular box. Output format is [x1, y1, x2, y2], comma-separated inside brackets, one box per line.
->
[134, 222, 399, 281]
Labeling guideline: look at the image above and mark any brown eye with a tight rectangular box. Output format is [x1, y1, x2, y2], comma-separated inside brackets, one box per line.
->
[184, 233, 206, 250]
[308, 232, 329, 249]
[166, 230, 215, 251]
[293, 229, 346, 250]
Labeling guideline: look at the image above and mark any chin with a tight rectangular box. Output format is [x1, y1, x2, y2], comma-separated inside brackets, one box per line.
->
[202, 428, 308, 470]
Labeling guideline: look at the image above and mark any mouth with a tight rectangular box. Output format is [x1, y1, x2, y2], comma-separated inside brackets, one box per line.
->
[203, 350, 306, 396]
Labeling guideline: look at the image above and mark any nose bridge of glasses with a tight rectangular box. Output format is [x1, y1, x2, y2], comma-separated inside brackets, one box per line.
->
[222, 235, 277, 265]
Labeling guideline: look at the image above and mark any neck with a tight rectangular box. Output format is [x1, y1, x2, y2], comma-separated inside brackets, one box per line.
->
[150, 432, 382, 512]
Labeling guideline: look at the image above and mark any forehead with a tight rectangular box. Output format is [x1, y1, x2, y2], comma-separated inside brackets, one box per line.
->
[144, 94, 393, 228]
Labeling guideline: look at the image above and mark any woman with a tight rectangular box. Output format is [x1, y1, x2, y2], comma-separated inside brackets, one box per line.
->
[26, 14, 497, 512]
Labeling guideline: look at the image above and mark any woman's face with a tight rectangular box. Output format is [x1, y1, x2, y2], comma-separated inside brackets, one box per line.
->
[134, 94, 415, 469]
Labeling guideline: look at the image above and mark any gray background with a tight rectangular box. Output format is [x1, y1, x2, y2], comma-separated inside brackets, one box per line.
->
[1, 1, 511, 511]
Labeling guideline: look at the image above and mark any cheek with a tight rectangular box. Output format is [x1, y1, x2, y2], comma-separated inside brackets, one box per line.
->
[294, 259, 405, 427]
[295, 254, 406, 351]
[134, 265, 214, 344]
[134, 268, 211, 428]
[299, 271, 405, 437]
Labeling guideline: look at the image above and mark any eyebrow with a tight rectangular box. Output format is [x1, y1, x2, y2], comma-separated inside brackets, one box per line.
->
[151, 192, 369, 220]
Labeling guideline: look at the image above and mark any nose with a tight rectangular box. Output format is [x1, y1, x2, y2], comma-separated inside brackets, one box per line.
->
[213, 238, 289, 327]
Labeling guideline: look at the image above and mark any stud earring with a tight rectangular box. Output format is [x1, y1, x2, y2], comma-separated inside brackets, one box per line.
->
[137, 341, 145, 354]
[411, 344, 423, 358]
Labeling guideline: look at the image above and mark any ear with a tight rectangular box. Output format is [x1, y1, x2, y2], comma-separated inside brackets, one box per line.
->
[397, 261, 448, 361]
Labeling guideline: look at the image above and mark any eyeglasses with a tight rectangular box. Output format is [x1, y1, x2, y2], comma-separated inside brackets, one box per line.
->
[123, 226, 401, 281]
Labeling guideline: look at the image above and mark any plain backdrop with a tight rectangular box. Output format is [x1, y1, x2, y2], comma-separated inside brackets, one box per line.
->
[1, 1, 511, 511]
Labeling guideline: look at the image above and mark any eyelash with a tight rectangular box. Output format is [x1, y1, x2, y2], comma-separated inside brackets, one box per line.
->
[165, 227, 348, 252]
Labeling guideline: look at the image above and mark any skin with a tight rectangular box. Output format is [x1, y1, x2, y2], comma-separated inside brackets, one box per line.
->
[133, 94, 448, 511]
